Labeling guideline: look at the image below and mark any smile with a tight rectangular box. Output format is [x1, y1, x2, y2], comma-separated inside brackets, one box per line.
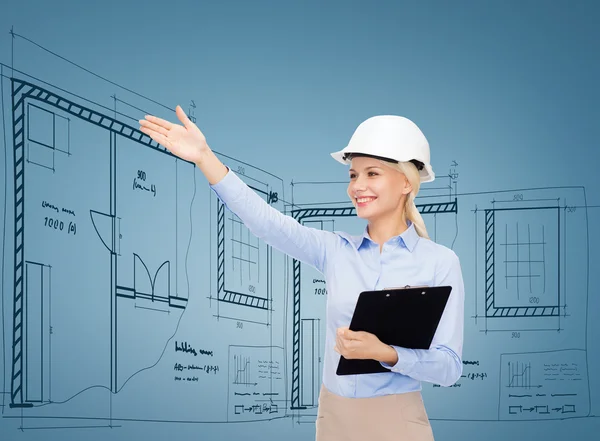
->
[356, 197, 377, 206]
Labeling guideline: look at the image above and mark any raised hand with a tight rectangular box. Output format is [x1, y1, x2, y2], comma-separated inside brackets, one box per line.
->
[139, 105, 209, 164]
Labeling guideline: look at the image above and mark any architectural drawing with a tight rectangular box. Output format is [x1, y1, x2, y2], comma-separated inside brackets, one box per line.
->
[472, 187, 588, 334]
[0, 31, 596, 438]
[209, 160, 285, 328]
[8, 77, 194, 415]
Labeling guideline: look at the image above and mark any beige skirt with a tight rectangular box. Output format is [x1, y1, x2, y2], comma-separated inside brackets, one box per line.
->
[316, 385, 435, 441]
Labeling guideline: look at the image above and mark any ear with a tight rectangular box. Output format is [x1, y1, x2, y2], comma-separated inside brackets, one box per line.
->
[402, 175, 413, 195]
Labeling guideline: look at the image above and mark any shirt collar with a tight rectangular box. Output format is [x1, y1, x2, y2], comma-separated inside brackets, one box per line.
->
[342, 220, 420, 253]
[399, 220, 420, 252]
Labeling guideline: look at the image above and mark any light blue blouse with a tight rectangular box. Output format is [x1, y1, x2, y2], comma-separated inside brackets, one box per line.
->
[210, 168, 465, 398]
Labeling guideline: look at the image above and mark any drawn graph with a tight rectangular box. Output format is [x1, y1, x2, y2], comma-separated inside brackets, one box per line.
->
[499, 350, 590, 420]
[228, 346, 285, 422]
[233, 355, 255, 386]
[507, 361, 533, 389]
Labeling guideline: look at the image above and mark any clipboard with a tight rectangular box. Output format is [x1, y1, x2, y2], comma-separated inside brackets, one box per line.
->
[336, 285, 452, 376]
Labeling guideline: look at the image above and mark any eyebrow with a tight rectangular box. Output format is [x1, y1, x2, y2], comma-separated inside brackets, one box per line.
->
[348, 166, 382, 173]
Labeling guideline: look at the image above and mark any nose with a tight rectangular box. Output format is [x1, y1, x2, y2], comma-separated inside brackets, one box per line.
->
[349, 175, 367, 195]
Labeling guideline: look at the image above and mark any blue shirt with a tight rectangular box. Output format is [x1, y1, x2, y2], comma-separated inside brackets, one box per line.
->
[210, 168, 465, 398]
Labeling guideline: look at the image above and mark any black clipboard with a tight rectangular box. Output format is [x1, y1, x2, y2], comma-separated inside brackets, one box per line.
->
[336, 285, 452, 376]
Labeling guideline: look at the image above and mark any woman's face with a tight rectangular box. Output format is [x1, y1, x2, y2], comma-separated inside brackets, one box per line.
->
[347, 156, 411, 222]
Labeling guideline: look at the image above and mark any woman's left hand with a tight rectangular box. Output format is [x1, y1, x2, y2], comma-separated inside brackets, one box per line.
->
[334, 327, 394, 362]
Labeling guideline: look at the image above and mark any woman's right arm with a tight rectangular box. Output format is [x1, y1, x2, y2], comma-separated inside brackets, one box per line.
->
[139, 106, 339, 274]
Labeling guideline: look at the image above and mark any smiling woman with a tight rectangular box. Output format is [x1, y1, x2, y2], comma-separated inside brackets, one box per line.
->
[139, 109, 465, 441]
[346, 156, 427, 249]
[337, 115, 433, 244]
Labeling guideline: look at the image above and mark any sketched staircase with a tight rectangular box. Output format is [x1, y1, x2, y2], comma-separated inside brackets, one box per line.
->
[219, 291, 268, 309]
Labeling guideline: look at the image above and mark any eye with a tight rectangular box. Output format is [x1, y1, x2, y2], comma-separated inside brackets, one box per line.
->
[349, 173, 356, 179]
[368, 171, 378, 177]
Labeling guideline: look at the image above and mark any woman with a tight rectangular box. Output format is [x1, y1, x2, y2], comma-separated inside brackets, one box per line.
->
[139, 108, 465, 441]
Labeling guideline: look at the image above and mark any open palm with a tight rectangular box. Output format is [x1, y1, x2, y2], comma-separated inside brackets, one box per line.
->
[139, 105, 208, 164]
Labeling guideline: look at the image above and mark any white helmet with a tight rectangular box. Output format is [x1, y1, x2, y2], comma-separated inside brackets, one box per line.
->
[330, 115, 435, 182]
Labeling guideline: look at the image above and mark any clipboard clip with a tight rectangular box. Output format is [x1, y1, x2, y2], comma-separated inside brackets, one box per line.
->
[383, 285, 430, 296]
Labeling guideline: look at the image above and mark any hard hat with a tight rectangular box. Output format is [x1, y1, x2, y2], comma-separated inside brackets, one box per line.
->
[330, 115, 435, 182]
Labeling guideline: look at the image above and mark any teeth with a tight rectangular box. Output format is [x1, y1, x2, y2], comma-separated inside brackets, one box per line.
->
[356, 197, 376, 203]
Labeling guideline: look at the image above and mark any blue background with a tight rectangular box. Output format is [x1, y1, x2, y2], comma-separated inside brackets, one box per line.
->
[1, 0, 599, 440]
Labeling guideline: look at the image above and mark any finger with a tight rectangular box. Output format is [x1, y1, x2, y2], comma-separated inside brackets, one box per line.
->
[143, 114, 174, 131]
[337, 327, 349, 338]
[139, 119, 170, 137]
[176, 105, 195, 130]
[352, 331, 368, 340]
[339, 337, 352, 354]
[334, 345, 340, 354]
[338, 334, 354, 351]
[140, 126, 174, 150]
[343, 337, 354, 348]
[343, 329, 358, 340]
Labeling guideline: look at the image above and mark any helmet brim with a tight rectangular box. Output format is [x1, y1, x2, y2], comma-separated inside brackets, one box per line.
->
[330, 148, 435, 183]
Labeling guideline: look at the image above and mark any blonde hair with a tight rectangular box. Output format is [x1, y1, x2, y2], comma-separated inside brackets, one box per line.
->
[379, 160, 430, 240]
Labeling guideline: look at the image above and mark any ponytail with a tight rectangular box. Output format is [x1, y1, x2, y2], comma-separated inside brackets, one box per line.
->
[379, 160, 430, 240]
[405, 192, 430, 240]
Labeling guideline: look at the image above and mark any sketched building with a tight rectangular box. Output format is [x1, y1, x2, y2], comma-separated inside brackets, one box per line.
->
[9, 78, 191, 408]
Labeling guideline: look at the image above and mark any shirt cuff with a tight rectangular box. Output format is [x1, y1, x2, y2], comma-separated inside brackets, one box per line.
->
[209, 166, 243, 202]
[380, 346, 419, 375]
